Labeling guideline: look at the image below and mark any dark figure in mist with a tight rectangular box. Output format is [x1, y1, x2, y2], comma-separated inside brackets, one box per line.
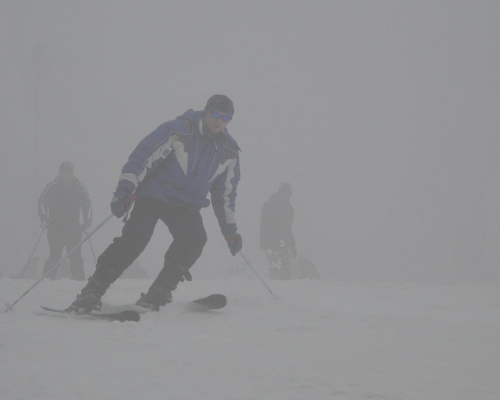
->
[38, 161, 92, 280]
[66, 94, 242, 313]
[260, 182, 297, 279]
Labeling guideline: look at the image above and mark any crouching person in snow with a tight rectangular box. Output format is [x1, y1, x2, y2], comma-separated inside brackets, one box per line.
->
[260, 182, 297, 279]
[66, 95, 242, 313]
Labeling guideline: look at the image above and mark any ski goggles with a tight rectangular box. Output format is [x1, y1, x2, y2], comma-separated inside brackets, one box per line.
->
[210, 111, 232, 122]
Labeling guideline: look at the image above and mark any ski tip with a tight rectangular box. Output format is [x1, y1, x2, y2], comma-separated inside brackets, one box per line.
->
[40, 306, 65, 313]
[192, 294, 227, 310]
[210, 294, 227, 307]
[118, 310, 141, 322]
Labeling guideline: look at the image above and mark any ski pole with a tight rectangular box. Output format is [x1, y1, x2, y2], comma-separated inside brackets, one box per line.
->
[12, 226, 47, 278]
[4, 213, 114, 312]
[88, 237, 97, 265]
[239, 251, 277, 300]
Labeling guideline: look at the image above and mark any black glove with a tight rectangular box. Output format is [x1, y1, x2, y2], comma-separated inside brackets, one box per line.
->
[225, 233, 242, 256]
[110, 182, 135, 218]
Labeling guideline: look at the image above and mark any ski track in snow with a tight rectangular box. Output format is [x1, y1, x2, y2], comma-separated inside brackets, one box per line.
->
[1, 276, 500, 400]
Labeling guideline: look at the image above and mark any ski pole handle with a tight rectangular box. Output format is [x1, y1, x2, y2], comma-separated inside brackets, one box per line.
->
[122, 193, 137, 223]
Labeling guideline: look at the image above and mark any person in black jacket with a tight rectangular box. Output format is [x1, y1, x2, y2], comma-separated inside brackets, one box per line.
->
[260, 182, 297, 279]
[38, 161, 92, 280]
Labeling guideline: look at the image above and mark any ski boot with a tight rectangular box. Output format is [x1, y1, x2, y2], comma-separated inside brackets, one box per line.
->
[65, 263, 120, 314]
[135, 262, 190, 311]
[135, 291, 172, 312]
[65, 282, 103, 314]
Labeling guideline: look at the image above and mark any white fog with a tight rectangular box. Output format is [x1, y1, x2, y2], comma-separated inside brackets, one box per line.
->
[1, 2, 499, 399]
[2, 1, 499, 283]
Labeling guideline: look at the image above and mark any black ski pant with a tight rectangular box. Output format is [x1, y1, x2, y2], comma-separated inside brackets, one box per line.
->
[94, 196, 207, 291]
[43, 225, 85, 281]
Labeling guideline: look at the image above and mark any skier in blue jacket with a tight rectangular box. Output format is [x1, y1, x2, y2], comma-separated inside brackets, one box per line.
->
[67, 95, 242, 313]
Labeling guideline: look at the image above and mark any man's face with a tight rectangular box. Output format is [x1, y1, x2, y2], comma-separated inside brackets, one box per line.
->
[203, 110, 231, 134]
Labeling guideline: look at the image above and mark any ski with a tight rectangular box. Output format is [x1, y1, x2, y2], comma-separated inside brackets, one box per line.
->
[40, 306, 140, 322]
[189, 293, 227, 311]
[39, 294, 225, 321]
[134, 294, 227, 313]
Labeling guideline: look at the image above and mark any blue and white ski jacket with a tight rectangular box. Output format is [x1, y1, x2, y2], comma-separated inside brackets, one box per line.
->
[116, 109, 241, 235]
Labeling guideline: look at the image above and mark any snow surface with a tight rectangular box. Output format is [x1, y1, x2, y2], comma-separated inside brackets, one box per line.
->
[1, 271, 499, 400]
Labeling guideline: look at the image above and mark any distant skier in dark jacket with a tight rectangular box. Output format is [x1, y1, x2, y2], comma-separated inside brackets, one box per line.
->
[38, 161, 92, 280]
[260, 182, 297, 279]
[67, 94, 242, 313]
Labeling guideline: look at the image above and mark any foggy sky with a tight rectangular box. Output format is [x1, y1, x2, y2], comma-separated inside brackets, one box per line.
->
[1, 1, 499, 283]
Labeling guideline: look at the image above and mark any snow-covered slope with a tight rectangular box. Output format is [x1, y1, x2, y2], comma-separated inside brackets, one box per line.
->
[1, 274, 499, 400]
